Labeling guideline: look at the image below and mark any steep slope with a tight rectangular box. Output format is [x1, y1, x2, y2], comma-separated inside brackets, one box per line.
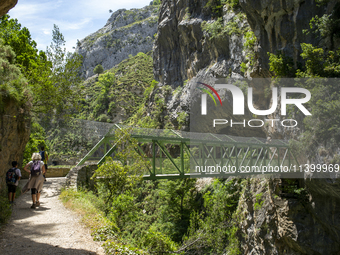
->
[76, 5, 158, 78]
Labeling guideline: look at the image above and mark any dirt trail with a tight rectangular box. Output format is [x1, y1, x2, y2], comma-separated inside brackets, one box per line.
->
[0, 177, 105, 255]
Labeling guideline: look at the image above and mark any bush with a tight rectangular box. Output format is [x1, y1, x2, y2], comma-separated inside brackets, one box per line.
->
[93, 64, 104, 75]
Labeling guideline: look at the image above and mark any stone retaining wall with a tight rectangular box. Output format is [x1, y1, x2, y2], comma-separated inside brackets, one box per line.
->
[65, 163, 98, 190]
[21, 166, 73, 179]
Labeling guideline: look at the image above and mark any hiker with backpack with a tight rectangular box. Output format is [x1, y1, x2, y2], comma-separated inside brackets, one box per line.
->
[22, 152, 46, 209]
[39, 146, 48, 181]
[6, 161, 21, 204]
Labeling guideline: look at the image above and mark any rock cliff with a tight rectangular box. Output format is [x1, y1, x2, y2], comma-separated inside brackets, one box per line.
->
[0, 0, 17, 17]
[152, 0, 340, 254]
[0, 99, 30, 190]
[76, 5, 159, 78]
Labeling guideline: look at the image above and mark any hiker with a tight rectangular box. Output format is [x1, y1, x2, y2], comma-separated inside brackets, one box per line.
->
[39, 146, 48, 180]
[6, 161, 21, 204]
[22, 153, 46, 209]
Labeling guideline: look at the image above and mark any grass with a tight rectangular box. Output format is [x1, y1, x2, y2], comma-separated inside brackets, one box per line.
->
[59, 188, 146, 254]
[59, 188, 112, 230]
[49, 165, 75, 169]
[0, 185, 22, 227]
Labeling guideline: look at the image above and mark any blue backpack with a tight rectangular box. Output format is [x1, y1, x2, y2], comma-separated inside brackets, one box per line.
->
[39, 151, 45, 161]
[6, 168, 17, 185]
[30, 161, 41, 176]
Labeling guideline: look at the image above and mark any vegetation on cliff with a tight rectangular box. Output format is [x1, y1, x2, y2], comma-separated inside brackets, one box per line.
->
[269, 5, 340, 163]
[77, 52, 154, 123]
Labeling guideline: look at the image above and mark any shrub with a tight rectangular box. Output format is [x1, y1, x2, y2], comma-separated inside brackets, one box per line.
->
[93, 64, 104, 75]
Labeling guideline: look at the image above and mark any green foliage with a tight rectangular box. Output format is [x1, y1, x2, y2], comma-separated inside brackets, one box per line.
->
[0, 40, 28, 109]
[45, 24, 83, 115]
[253, 193, 264, 210]
[177, 112, 188, 129]
[150, 0, 162, 6]
[78, 52, 153, 122]
[22, 122, 47, 166]
[268, 52, 295, 77]
[0, 191, 11, 225]
[182, 179, 241, 254]
[93, 64, 104, 75]
[241, 31, 257, 74]
[296, 43, 340, 77]
[202, 17, 242, 40]
[204, 0, 224, 18]
[305, 4, 340, 40]
[0, 15, 46, 76]
[129, 83, 175, 129]
[92, 128, 148, 206]
[139, 226, 178, 253]
[269, 39, 340, 158]
[0, 16, 82, 116]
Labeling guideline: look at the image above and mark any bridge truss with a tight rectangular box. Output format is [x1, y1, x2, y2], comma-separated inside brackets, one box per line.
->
[77, 124, 299, 180]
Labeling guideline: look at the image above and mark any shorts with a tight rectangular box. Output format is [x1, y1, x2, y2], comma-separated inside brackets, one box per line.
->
[31, 188, 40, 195]
[7, 185, 17, 193]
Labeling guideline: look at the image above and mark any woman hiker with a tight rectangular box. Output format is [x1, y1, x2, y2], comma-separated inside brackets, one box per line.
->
[22, 152, 46, 209]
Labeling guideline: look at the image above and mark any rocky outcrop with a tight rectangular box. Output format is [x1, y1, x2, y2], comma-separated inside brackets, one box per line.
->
[152, 0, 259, 134]
[153, 0, 247, 87]
[237, 178, 340, 255]
[0, 0, 17, 17]
[76, 5, 158, 78]
[239, 0, 339, 77]
[0, 99, 30, 190]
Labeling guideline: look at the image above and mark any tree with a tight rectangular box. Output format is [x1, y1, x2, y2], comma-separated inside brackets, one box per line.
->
[45, 24, 83, 116]
[93, 64, 104, 75]
[0, 40, 28, 108]
[0, 16, 82, 116]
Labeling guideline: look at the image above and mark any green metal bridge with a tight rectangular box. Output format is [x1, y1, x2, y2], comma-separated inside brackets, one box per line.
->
[77, 124, 299, 180]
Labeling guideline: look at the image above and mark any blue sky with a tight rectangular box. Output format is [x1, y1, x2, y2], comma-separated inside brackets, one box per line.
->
[8, 0, 153, 52]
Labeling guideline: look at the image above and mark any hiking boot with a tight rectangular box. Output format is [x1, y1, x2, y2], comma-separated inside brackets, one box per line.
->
[31, 204, 37, 209]
[36, 201, 40, 207]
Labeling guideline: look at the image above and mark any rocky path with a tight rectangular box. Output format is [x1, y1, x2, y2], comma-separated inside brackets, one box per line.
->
[0, 178, 105, 255]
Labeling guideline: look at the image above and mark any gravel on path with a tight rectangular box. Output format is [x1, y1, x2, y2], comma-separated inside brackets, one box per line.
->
[0, 177, 105, 255]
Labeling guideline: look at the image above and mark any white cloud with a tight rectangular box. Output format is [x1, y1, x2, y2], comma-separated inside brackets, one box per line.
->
[42, 29, 51, 35]
[59, 18, 92, 30]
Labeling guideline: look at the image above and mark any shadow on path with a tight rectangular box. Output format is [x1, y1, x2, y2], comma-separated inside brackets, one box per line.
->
[0, 177, 104, 255]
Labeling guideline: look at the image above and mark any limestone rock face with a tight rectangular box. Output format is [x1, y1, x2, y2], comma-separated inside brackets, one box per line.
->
[153, 0, 247, 87]
[76, 5, 158, 78]
[0, 99, 30, 189]
[237, 178, 340, 255]
[239, 0, 339, 77]
[0, 0, 17, 17]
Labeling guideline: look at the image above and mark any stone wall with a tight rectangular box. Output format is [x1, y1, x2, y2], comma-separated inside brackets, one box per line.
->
[21, 166, 73, 179]
[65, 163, 97, 191]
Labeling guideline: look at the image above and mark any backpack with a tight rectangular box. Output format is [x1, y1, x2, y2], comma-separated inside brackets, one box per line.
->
[39, 151, 45, 161]
[6, 168, 17, 185]
[30, 161, 41, 176]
